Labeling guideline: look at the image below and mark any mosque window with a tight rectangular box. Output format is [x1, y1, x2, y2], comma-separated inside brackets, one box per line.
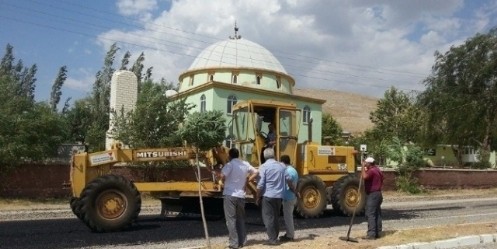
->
[227, 95, 237, 114]
[200, 94, 206, 112]
[189, 76, 194, 86]
[303, 106, 311, 123]
[276, 76, 281, 89]
[256, 75, 262, 85]
[232, 74, 237, 84]
[208, 73, 214, 82]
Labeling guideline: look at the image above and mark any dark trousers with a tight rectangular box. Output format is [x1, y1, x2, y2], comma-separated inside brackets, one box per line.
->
[261, 197, 282, 242]
[365, 191, 383, 237]
[224, 196, 246, 248]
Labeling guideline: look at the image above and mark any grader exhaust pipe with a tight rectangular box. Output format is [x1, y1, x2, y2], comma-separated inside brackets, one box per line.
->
[307, 117, 313, 142]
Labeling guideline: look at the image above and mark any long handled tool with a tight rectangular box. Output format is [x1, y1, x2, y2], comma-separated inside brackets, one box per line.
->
[339, 170, 363, 243]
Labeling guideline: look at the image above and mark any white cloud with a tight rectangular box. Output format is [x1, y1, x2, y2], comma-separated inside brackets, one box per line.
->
[65, 68, 94, 93]
[65, 77, 91, 92]
[95, 0, 496, 98]
[116, 0, 158, 16]
[420, 31, 444, 46]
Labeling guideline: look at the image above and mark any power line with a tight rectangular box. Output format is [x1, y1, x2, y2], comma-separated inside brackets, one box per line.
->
[11, 0, 429, 80]
[1, 1, 428, 92]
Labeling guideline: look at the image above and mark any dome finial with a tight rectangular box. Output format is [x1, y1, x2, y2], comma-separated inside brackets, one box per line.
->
[229, 21, 242, 40]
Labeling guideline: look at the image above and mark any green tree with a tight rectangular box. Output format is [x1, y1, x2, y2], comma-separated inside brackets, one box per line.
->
[109, 80, 193, 148]
[361, 87, 425, 166]
[64, 98, 93, 144]
[177, 110, 227, 248]
[0, 44, 14, 75]
[144, 66, 153, 82]
[321, 113, 343, 145]
[65, 44, 157, 152]
[178, 111, 226, 150]
[1, 44, 37, 103]
[50, 66, 68, 112]
[18, 64, 37, 102]
[75, 43, 156, 151]
[131, 52, 145, 82]
[85, 43, 119, 151]
[120, 51, 131, 70]
[370, 87, 421, 143]
[0, 46, 68, 171]
[418, 28, 497, 167]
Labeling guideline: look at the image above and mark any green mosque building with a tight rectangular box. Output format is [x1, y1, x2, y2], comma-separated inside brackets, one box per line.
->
[173, 27, 327, 147]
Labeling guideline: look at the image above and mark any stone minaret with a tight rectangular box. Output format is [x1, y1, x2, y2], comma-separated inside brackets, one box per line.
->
[106, 70, 138, 150]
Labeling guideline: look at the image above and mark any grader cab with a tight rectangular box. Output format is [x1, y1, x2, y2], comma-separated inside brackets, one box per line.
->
[69, 99, 365, 232]
[231, 100, 365, 218]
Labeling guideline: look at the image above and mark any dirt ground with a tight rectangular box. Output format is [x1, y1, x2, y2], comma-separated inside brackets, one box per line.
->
[222, 222, 497, 249]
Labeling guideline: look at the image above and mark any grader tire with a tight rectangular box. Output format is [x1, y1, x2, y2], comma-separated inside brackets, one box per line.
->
[330, 174, 366, 216]
[295, 175, 327, 218]
[70, 197, 84, 221]
[79, 175, 141, 232]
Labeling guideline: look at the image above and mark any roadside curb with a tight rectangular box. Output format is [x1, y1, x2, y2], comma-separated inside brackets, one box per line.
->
[378, 233, 497, 249]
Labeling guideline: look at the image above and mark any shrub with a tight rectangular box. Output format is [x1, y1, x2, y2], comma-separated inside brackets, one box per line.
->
[395, 174, 423, 194]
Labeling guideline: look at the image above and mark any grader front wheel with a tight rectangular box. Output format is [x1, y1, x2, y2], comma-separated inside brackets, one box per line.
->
[70, 197, 84, 220]
[295, 175, 327, 218]
[95, 190, 128, 219]
[330, 174, 366, 216]
[79, 175, 141, 232]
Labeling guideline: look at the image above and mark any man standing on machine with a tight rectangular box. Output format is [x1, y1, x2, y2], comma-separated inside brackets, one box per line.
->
[265, 123, 276, 148]
[361, 156, 384, 240]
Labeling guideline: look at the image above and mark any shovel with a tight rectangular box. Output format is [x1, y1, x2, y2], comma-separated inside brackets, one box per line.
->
[339, 172, 363, 243]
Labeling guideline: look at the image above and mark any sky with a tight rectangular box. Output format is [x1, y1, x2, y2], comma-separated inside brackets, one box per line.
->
[1, 0, 497, 104]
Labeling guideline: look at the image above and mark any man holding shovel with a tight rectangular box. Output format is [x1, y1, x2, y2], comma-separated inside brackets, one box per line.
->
[361, 156, 384, 240]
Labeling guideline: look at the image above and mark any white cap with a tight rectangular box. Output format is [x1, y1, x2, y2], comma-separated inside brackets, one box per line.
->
[364, 157, 375, 163]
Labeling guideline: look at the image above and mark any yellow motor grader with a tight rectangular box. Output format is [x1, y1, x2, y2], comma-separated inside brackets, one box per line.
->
[69, 99, 365, 232]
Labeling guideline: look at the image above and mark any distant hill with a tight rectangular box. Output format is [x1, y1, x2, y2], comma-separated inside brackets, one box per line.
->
[294, 88, 378, 135]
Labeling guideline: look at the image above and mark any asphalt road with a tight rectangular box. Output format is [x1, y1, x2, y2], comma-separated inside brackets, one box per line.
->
[1, 196, 497, 249]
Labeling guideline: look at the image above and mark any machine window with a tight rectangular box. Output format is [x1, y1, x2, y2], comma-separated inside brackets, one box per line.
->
[328, 156, 346, 164]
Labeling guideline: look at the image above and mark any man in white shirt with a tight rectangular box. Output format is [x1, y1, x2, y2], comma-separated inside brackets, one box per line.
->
[220, 148, 258, 249]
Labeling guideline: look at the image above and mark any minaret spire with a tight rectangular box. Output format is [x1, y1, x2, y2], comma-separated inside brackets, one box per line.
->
[229, 21, 242, 40]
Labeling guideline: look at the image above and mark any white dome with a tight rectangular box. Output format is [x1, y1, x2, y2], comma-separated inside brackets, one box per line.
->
[188, 38, 287, 74]
[164, 89, 178, 97]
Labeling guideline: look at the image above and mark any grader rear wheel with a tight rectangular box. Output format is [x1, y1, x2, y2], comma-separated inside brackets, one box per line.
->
[79, 175, 141, 232]
[330, 174, 366, 216]
[295, 175, 327, 218]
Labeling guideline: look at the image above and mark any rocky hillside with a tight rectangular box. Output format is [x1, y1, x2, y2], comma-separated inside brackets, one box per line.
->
[294, 88, 378, 135]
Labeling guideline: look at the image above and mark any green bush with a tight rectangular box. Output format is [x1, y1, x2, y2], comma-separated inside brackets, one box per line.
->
[395, 174, 423, 194]
[395, 143, 425, 193]
[405, 145, 425, 168]
[471, 161, 491, 169]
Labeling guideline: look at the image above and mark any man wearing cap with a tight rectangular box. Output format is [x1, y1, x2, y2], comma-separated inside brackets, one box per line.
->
[361, 156, 384, 240]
